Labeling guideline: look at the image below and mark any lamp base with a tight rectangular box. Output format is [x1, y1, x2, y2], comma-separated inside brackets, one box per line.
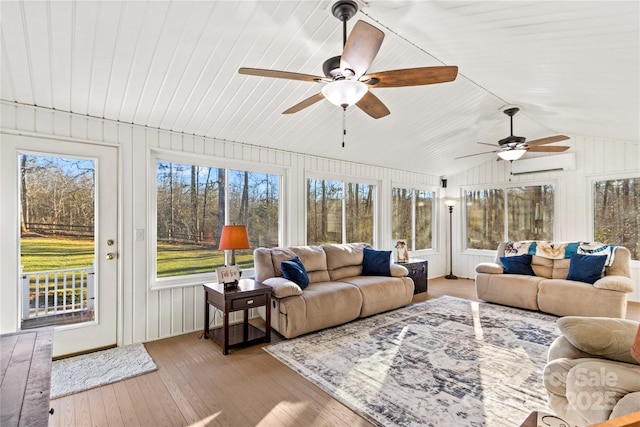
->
[445, 274, 458, 280]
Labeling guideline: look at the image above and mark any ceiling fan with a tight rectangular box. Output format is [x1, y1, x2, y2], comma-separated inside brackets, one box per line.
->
[456, 107, 570, 161]
[238, 0, 458, 119]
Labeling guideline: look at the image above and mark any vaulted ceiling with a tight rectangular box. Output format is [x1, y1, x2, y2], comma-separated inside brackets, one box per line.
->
[2, 1, 638, 176]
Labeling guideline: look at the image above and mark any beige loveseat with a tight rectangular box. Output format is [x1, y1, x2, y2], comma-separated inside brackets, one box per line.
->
[475, 241, 634, 318]
[254, 243, 414, 338]
[543, 317, 640, 426]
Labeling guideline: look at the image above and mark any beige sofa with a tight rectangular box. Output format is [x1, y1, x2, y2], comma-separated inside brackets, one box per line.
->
[543, 317, 640, 426]
[254, 243, 414, 338]
[475, 242, 634, 318]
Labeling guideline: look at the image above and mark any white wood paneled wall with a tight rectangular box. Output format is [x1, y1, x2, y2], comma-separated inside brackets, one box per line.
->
[445, 138, 640, 302]
[1, 101, 445, 344]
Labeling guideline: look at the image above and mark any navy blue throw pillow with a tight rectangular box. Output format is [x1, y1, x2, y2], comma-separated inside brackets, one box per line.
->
[281, 256, 309, 290]
[499, 254, 536, 276]
[566, 254, 607, 284]
[362, 248, 392, 276]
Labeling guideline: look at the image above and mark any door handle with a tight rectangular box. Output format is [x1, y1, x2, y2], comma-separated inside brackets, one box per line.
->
[106, 253, 116, 260]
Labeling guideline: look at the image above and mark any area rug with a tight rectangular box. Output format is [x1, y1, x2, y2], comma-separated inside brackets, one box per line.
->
[264, 296, 560, 427]
[51, 343, 157, 398]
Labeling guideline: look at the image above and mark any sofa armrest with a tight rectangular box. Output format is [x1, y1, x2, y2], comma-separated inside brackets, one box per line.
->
[390, 264, 408, 277]
[475, 262, 503, 274]
[262, 277, 303, 298]
[594, 275, 635, 293]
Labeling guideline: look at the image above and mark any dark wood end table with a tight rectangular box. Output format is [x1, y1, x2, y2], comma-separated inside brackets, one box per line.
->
[203, 279, 271, 355]
[397, 259, 428, 294]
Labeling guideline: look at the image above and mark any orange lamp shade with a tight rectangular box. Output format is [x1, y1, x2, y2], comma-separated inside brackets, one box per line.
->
[218, 225, 250, 251]
[631, 324, 640, 364]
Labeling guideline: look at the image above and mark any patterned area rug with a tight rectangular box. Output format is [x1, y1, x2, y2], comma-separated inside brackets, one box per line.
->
[51, 343, 157, 398]
[264, 296, 560, 427]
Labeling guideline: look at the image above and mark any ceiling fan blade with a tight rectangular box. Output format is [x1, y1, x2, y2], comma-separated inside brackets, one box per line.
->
[356, 91, 390, 119]
[341, 21, 385, 79]
[527, 145, 570, 153]
[239, 67, 323, 83]
[455, 150, 498, 160]
[477, 142, 499, 147]
[282, 92, 325, 114]
[364, 66, 458, 88]
[526, 135, 570, 146]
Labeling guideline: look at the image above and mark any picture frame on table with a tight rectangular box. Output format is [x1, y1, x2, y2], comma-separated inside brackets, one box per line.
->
[216, 265, 241, 289]
[394, 239, 409, 263]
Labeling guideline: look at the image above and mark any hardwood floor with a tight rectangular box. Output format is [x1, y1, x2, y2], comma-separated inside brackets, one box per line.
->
[49, 277, 640, 426]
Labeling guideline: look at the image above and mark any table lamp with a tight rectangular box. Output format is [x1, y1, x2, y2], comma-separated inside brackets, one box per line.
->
[218, 225, 250, 266]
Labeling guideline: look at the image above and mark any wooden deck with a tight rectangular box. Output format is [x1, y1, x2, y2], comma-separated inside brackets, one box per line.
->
[1, 329, 54, 427]
[48, 278, 640, 426]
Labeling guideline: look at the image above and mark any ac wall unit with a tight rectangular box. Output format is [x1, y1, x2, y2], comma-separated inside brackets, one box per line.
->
[510, 152, 576, 176]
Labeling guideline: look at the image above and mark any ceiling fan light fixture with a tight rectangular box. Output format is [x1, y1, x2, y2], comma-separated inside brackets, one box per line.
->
[322, 80, 368, 109]
[497, 149, 526, 161]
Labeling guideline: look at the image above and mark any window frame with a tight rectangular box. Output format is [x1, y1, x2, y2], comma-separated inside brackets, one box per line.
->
[461, 179, 557, 255]
[587, 172, 640, 263]
[149, 149, 286, 290]
[390, 182, 438, 254]
[305, 171, 379, 247]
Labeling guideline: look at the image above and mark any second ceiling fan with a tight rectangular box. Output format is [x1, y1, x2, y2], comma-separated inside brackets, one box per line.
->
[456, 107, 570, 161]
[238, 0, 458, 119]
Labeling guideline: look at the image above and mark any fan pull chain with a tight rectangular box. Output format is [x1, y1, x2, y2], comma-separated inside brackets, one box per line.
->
[342, 108, 347, 147]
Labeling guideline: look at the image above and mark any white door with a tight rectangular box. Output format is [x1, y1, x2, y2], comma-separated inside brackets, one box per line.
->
[0, 134, 118, 357]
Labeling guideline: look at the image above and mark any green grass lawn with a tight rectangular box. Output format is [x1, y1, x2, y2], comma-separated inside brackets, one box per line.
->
[21, 236, 253, 277]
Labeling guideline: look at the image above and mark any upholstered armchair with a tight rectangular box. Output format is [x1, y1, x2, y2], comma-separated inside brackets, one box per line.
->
[543, 316, 640, 426]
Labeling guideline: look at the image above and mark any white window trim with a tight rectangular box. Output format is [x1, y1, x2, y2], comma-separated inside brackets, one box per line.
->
[148, 149, 286, 290]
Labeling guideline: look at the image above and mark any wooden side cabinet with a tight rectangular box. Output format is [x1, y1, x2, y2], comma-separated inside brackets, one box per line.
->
[400, 259, 428, 294]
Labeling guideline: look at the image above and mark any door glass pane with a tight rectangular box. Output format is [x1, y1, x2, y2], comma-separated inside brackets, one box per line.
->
[19, 154, 95, 329]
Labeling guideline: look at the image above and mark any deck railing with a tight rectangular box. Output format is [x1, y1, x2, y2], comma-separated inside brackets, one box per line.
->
[21, 266, 95, 320]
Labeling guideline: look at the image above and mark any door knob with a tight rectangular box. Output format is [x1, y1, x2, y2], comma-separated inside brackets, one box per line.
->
[106, 253, 115, 260]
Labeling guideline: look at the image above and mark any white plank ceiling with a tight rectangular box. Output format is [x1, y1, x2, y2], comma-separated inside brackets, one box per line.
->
[1, 1, 638, 175]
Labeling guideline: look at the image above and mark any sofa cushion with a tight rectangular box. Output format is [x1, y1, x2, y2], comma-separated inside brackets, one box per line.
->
[390, 264, 408, 277]
[566, 253, 607, 284]
[289, 246, 331, 283]
[280, 256, 309, 290]
[362, 248, 391, 276]
[500, 254, 536, 276]
[557, 316, 639, 365]
[323, 243, 367, 280]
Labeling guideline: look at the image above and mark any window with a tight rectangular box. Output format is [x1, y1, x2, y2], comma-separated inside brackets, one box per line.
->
[465, 185, 554, 250]
[507, 185, 554, 242]
[307, 178, 374, 245]
[465, 189, 504, 250]
[392, 187, 434, 250]
[156, 162, 223, 278]
[228, 169, 280, 262]
[155, 160, 280, 280]
[593, 177, 639, 259]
